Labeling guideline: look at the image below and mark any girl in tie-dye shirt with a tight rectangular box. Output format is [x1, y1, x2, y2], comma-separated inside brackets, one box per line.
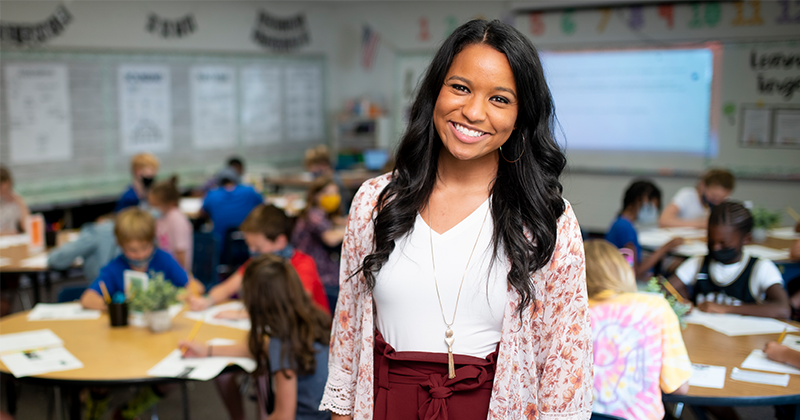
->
[584, 240, 692, 420]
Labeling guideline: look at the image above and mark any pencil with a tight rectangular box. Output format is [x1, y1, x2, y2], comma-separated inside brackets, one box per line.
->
[180, 318, 204, 357]
[787, 207, 800, 222]
[662, 280, 688, 304]
[99, 281, 112, 304]
[778, 328, 788, 344]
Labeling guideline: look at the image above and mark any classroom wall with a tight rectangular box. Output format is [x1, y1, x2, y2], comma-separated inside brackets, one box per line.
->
[1, 1, 798, 230]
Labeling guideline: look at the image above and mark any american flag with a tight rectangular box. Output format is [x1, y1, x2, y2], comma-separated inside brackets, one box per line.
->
[361, 25, 380, 70]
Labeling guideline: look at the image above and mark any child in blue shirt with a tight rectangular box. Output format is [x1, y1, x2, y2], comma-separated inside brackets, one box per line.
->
[80, 207, 199, 310]
[606, 179, 684, 280]
[115, 153, 160, 213]
[201, 167, 264, 255]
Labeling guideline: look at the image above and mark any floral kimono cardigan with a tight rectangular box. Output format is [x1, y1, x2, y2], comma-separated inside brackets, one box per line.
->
[320, 174, 593, 420]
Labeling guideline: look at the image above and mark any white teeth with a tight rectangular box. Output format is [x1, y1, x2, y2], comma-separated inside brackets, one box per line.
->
[454, 123, 485, 138]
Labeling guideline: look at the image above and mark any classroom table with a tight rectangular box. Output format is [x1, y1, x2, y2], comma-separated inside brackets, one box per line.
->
[0, 307, 248, 420]
[263, 169, 382, 193]
[663, 322, 800, 419]
[639, 227, 797, 262]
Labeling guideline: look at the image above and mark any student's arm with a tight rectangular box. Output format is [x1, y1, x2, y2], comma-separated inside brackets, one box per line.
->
[15, 193, 29, 233]
[658, 203, 706, 229]
[179, 340, 251, 358]
[670, 382, 690, 395]
[80, 289, 107, 310]
[630, 238, 684, 279]
[47, 231, 97, 270]
[321, 226, 346, 247]
[667, 275, 692, 301]
[270, 370, 299, 420]
[174, 250, 189, 272]
[187, 269, 243, 311]
[699, 284, 791, 319]
[764, 342, 800, 369]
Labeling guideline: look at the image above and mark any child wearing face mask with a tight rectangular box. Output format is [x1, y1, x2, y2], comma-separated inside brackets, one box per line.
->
[292, 176, 346, 312]
[115, 153, 160, 213]
[148, 177, 193, 271]
[606, 179, 684, 280]
[659, 168, 735, 229]
[668, 201, 791, 319]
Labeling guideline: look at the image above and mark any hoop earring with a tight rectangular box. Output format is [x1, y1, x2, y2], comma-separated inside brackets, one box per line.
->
[499, 133, 525, 163]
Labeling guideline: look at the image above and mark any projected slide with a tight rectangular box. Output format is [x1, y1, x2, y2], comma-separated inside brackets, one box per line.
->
[541, 48, 713, 155]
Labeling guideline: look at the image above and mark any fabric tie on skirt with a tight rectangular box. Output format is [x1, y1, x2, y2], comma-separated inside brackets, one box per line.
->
[373, 331, 498, 420]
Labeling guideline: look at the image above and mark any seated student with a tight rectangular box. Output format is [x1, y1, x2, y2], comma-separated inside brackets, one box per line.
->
[304, 145, 350, 213]
[201, 167, 263, 256]
[188, 204, 329, 315]
[181, 254, 330, 420]
[0, 166, 29, 235]
[198, 156, 245, 194]
[148, 177, 193, 271]
[659, 168, 735, 228]
[79, 207, 202, 311]
[115, 153, 159, 213]
[668, 201, 791, 319]
[605, 179, 684, 280]
[47, 214, 118, 283]
[585, 239, 690, 420]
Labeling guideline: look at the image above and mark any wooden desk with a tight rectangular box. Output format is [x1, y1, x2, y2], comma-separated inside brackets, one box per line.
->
[0, 308, 247, 419]
[663, 323, 800, 410]
[640, 228, 796, 262]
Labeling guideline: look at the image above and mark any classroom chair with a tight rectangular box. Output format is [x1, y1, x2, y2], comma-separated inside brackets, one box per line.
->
[589, 413, 626, 420]
[56, 286, 86, 303]
[217, 229, 249, 281]
[192, 231, 218, 289]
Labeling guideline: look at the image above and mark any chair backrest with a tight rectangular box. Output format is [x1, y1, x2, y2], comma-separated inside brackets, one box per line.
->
[220, 228, 249, 268]
[590, 412, 626, 420]
[57, 286, 87, 303]
[192, 232, 218, 288]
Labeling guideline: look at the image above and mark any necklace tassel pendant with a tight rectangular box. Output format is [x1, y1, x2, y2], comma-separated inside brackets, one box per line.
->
[447, 349, 455, 379]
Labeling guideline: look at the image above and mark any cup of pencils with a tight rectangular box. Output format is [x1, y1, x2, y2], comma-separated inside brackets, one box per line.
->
[101, 281, 130, 327]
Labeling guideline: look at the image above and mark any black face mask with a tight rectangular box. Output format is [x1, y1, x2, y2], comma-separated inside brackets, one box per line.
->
[141, 176, 155, 188]
[710, 247, 739, 264]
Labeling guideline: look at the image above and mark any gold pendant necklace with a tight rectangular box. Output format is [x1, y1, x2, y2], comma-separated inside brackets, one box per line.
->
[428, 202, 490, 379]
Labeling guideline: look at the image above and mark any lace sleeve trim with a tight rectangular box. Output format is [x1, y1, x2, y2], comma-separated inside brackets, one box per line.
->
[319, 363, 355, 415]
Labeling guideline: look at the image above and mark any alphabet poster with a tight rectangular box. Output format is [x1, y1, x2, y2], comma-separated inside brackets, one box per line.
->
[190, 66, 237, 150]
[4, 64, 73, 164]
[118, 65, 172, 154]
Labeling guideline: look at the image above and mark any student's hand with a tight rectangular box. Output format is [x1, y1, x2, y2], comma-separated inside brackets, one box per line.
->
[664, 237, 685, 250]
[187, 295, 213, 312]
[214, 309, 248, 320]
[765, 341, 791, 364]
[178, 340, 208, 358]
[697, 301, 728, 314]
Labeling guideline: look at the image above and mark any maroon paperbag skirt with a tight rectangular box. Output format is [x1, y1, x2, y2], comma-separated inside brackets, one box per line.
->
[373, 331, 499, 420]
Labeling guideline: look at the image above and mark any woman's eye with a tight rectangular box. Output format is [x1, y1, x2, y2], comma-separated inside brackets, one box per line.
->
[491, 96, 510, 105]
[451, 84, 469, 93]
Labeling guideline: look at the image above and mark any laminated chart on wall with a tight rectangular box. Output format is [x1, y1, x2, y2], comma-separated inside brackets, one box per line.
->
[190, 66, 237, 150]
[118, 65, 172, 154]
[3, 64, 72, 164]
[240, 66, 282, 145]
[285, 65, 324, 142]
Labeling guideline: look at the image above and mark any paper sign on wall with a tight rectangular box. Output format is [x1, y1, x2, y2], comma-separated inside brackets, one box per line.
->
[118, 65, 172, 154]
[285, 65, 323, 142]
[27, 213, 45, 254]
[240, 66, 282, 145]
[774, 110, 800, 148]
[4, 64, 73, 164]
[190, 66, 237, 150]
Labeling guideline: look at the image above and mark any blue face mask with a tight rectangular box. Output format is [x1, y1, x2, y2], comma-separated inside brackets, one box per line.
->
[250, 245, 294, 260]
[149, 208, 163, 219]
[125, 251, 154, 269]
[637, 203, 659, 226]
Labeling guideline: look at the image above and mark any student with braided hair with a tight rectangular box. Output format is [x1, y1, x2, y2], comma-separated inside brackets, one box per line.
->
[668, 201, 790, 319]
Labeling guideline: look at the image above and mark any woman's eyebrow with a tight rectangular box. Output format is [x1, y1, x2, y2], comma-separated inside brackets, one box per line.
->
[446, 75, 517, 100]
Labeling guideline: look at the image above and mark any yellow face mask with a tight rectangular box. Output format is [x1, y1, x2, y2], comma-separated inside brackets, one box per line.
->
[319, 194, 341, 213]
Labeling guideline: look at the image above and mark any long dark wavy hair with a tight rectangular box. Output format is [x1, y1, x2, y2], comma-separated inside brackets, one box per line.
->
[359, 19, 567, 316]
[243, 254, 331, 377]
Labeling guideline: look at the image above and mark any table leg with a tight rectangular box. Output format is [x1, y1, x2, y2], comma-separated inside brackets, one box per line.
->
[31, 273, 41, 305]
[68, 386, 80, 420]
[181, 381, 190, 420]
[45, 271, 53, 303]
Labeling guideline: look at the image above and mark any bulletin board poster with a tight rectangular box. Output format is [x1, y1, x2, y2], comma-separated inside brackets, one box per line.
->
[118, 65, 172, 154]
[240, 66, 282, 145]
[285, 65, 324, 142]
[190, 66, 237, 150]
[4, 64, 73, 164]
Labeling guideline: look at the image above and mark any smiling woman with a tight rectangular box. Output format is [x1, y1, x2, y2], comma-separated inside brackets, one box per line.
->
[321, 19, 591, 420]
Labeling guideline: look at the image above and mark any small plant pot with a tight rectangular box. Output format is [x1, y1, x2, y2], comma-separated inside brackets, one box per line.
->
[147, 309, 172, 333]
[108, 303, 129, 327]
[752, 227, 767, 243]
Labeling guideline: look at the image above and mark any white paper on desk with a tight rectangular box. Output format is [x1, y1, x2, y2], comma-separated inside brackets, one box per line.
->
[741, 350, 800, 375]
[664, 227, 707, 238]
[684, 311, 798, 336]
[731, 367, 790, 387]
[770, 227, 800, 241]
[689, 364, 726, 389]
[0, 329, 63, 353]
[27, 303, 101, 321]
[0, 257, 10, 267]
[781, 335, 800, 352]
[206, 338, 237, 346]
[148, 349, 230, 380]
[204, 338, 256, 372]
[744, 245, 790, 261]
[185, 302, 250, 331]
[672, 242, 709, 257]
[0, 234, 28, 249]
[0, 347, 83, 378]
[20, 253, 48, 268]
[638, 230, 675, 248]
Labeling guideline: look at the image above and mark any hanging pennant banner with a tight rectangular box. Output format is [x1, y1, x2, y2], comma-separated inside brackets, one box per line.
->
[0, 5, 72, 46]
[146, 13, 196, 39]
[251, 11, 310, 52]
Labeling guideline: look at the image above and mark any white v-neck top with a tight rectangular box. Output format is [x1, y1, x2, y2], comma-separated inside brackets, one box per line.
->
[373, 199, 508, 358]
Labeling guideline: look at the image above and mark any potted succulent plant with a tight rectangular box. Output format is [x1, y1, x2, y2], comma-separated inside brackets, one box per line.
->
[751, 207, 781, 243]
[129, 272, 180, 333]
